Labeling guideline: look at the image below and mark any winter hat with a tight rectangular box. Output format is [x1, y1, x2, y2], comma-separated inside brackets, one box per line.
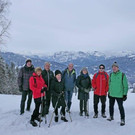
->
[55, 70, 62, 76]
[81, 67, 88, 72]
[35, 67, 42, 73]
[99, 64, 105, 69]
[112, 62, 119, 68]
[26, 58, 32, 64]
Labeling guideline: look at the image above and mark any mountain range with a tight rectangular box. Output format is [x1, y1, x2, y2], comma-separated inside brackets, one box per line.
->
[1, 51, 135, 86]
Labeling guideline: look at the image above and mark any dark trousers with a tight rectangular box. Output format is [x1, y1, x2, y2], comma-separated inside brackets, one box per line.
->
[109, 97, 125, 120]
[55, 107, 66, 116]
[80, 100, 88, 113]
[20, 90, 32, 113]
[42, 98, 51, 115]
[94, 94, 106, 114]
[31, 98, 41, 121]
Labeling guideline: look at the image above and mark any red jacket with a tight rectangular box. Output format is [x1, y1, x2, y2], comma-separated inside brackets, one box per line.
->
[29, 73, 47, 99]
[92, 71, 109, 96]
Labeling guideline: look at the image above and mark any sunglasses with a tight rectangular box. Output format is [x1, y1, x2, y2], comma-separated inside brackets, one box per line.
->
[100, 67, 104, 69]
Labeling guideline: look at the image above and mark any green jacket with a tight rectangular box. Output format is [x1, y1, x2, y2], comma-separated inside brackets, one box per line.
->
[109, 71, 128, 98]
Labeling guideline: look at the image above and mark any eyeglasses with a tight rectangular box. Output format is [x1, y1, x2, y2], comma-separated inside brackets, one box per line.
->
[100, 68, 104, 69]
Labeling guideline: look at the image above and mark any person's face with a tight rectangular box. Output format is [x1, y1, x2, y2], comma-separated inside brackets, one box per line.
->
[82, 70, 87, 75]
[68, 64, 73, 71]
[45, 64, 50, 71]
[99, 66, 105, 72]
[36, 71, 42, 76]
[112, 66, 119, 73]
[56, 74, 61, 80]
[27, 62, 32, 67]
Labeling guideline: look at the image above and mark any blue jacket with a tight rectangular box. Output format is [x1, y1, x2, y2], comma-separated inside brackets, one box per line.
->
[62, 68, 76, 91]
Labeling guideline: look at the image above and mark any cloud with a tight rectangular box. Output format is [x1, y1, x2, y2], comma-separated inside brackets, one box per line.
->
[4, 0, 135, 54]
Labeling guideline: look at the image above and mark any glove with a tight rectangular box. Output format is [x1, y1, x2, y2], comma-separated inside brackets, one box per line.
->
[84, 88, 90, 93]
[41, 87, 47, 93]
[108, 94, 111, 99]
[60, 91, 64, 96]
[19, 86, 23, 92]
[80, 87, 84, 93]
[91, 88, 94, 91]
[123, 95, 127, 101]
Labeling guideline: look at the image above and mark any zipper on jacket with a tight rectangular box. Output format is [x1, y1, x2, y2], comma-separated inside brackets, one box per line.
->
[47, 71, 50, 90]
[100, 74, 102, 96]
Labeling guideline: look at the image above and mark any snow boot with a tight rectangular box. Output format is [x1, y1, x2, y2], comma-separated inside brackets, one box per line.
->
[55, 116, 58, 122]
[85, 111, 89, 117]
[35, 117, 43, 122]
[30, 120, 38, 127]
[79, 112, 83, 116]
[107, 116, 114, 121]
[20, 112, 24, 115]
[102, 113, 107, 118]
[61, 116, 68, 122]
[93, 113, 98, 118]
[120, 119, 125, 126]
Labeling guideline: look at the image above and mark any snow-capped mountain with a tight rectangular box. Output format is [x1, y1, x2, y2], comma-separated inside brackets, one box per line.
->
[1, 51, 135, 85]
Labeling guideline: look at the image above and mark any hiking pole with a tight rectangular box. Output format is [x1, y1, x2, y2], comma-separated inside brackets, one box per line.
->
[68, 111, 72, 122]
[87, 98, 90, 118]
[48, 93, 62, 128]
[44, 91, 47, 124]
[85, 92, 89, 118]
[39, 92, 44, 127]
[65, 101, 72, 122]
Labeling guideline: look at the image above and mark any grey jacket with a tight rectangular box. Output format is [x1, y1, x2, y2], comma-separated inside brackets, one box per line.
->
[18, 65, 34, 91]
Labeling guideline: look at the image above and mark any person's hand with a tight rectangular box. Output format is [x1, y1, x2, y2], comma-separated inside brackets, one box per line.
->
[123, 95, 127, 101]
[80, 87, 84, 93]
[108, 94, 111, 99]
[41, 87, 47, 93]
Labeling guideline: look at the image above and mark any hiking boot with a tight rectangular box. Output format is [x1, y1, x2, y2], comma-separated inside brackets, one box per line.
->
[20, 112, 24, 115]
[26, 108, 30, 111]
[107, 116, 114, 121]
[30, 120, 37, 127]
[79, 112, 83, 116]
[61, 117, 68, 122]
[85, 112, 89, 117]
[120, 119, 125, 126]
[93, 113, 98, 118]
[35, 117, 43, 122]
[55, 116, 58, 122]
[102, 113, 107, 118]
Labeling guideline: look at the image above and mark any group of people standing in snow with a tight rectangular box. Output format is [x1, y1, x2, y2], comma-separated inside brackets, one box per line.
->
[18, 59, 128, 127]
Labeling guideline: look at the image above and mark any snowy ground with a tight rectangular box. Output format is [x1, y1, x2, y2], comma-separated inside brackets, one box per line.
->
[0, 90, 135, 135]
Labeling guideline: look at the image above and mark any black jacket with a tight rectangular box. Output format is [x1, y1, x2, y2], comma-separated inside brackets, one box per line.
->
[50, 78, 66, 108]
[76, 73, 92, 100]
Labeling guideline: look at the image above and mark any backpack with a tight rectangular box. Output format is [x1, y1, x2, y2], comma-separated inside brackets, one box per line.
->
[95, 72, 108, 81]
[110, 72, 125, 87]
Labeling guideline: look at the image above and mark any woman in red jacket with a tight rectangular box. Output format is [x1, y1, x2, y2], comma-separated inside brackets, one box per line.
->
[92, 64, 109, 119]
[29, 67, 47, 127]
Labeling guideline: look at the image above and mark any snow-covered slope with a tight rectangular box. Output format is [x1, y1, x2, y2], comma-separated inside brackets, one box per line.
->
[0, 91, 135, 135]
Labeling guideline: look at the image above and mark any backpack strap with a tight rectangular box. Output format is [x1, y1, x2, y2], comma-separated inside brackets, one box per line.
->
[110, 72, 125, 87]
[103, 72, 108, 81]
[95, 72, 99, 79]
[32, 76, 37, 87]
[95, 72, 108, 81]
[122, 73, 125, 87]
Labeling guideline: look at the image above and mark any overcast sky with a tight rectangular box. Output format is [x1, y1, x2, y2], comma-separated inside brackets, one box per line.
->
[3, 0, 135, 54]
